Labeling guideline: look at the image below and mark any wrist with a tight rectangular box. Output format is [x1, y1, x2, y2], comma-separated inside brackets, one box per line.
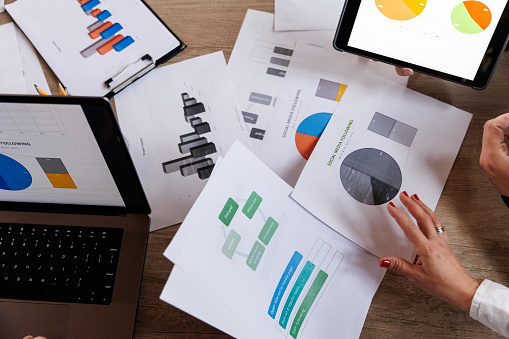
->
[456, 278, 483, 313]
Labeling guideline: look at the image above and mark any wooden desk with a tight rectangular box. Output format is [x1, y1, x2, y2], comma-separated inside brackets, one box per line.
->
[1, 0, 508, 338]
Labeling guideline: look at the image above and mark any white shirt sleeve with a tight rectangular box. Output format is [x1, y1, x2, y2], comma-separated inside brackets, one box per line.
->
[470, 279, 509, 337]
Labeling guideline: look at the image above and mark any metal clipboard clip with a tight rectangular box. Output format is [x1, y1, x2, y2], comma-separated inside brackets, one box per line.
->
[105, 54, 155, 95]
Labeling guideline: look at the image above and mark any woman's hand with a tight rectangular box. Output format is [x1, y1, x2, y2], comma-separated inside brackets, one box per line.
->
[480, 113, 509, 197]
[380, 191, 482, 313]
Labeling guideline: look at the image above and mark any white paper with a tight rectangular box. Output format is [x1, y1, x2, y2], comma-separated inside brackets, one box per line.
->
[161, 266, 262, 339]
[275, 0, 345, 31]
[292, 73, 472, 260]
[228, 10, 337, 152]
[257, 41, 407, 187]
[0, 0, 5, 13]
[6, 0, 181, 96]
[0, 23, 27, 94]
[14, 27, 50, 95]
[165, 141, 385, 339]
[115, 52, 252, 231]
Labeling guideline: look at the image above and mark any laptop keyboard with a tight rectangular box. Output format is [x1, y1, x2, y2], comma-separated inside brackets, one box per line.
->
[0, 223, 123, 305]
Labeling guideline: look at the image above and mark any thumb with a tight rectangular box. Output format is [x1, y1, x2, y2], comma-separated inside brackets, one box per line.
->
[380, 256, 415, 278]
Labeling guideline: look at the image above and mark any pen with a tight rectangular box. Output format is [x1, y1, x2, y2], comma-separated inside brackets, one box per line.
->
[34, 84, 47, 95]
[58, 82, 68, 96]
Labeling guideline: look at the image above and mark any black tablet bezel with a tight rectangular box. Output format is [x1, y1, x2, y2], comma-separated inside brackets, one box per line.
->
[334, 0, 509, 89]
[0, 95, 151, 216]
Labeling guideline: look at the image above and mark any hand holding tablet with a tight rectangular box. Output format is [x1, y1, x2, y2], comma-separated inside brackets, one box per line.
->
[335, 0, 509, 89]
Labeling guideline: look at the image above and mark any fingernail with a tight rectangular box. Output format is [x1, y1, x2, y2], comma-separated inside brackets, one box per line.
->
[389, 202, 395, 207]
[404, 69, 413, 76]
[413, 194, 420, 200]
[402, 191, 409, 197]
[380, 260, 391, 268]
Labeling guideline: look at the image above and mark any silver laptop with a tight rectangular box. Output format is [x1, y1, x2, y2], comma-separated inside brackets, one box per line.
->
[0, 95, 151, 339]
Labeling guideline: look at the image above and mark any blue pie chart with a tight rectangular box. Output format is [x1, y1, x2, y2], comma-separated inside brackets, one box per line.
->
[0, 154, 32, 191]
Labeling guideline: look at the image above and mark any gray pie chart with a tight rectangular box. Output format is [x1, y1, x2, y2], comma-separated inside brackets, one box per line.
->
[340, 148, 402, 205]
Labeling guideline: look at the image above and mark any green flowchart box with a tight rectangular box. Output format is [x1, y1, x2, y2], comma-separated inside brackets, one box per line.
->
[222, 229, 241, 259]
[219, 198, 239, 226]
[246, 241, 265, 271]
[258, 217, 278, 245]
[242, 191, 262, 219]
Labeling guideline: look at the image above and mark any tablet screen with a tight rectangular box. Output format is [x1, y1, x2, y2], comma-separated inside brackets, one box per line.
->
[346, 0, 508, 81]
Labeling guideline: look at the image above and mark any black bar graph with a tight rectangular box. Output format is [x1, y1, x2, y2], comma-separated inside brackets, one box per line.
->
[162, 92, 217, 180]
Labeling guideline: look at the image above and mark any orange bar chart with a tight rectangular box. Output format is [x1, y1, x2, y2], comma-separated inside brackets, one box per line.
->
[97, 35, 124, 55]
[88, 21, 112, 39]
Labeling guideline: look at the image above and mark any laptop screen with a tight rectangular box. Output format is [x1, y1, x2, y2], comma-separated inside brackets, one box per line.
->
[0, 95, 150, 214]
[0, 102, 124, 207]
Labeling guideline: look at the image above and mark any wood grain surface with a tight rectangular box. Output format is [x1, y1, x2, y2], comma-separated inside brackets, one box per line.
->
[1, 0, 508, 338]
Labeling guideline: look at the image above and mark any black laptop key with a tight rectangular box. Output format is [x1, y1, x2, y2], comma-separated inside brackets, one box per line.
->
[0, 223, 123, 305]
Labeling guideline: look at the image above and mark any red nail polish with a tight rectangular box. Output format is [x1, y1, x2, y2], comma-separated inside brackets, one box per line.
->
[380, 260, 390, 268]
[413, 194, 420, 201]
[389, 202, 395, 207]
[402, 191, 409, 197]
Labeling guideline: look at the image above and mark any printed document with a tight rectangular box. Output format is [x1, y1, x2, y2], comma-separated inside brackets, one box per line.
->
[0, 23, 27, 94]
[115, 52, 252, 231]
[292, 73, 472, 260]
[257, 41, 407, 187]
[275, 0, 345, 31]
[165, 141, 385, 339]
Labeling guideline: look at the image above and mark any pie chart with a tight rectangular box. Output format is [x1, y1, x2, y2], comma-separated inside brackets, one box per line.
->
[340, 148, 402, 205]
[295, 113, 332, 160]
[375, 0, 427, 21]
[451, 1, 491, 34]
[0, 154, 32, 191]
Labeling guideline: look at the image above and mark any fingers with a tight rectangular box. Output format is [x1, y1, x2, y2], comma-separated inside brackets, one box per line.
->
[395, 67, 414, 77]
[387, 199, 427, 246]
[380, 256, 415, 278]
[399, 192, 443, 239]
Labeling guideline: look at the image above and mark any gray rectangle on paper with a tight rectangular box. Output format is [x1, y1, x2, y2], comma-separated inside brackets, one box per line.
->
[180, 132, 200, 143]
[190, 142, 216, 158]
[269, 57, 290, 67]
[249, 92, 272, 106]
[80, 36, 114, 58]
[197, 164, 215, 180]
[179, 137, 208, 154]
[180, 158, 214, 177]
[162, 155, 194, 174]
[250, 128, 265, 140]
[389, 121, 418, 147]
[87, 20, 103, 32]
[266, 67, 286, 78]
[273, 46, 294, 56]
[194, 122, 211, 135]
[184, 103, 206, 116]
[368, 112, 396, 138]
[315, 79, 342, 101]
[242, 111, 258, 124]
[184, 98, 197, 107]
[190, 117, 202, 127]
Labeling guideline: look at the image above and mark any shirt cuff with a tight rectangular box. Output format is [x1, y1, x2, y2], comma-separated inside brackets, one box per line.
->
[470, 279, 491, 320]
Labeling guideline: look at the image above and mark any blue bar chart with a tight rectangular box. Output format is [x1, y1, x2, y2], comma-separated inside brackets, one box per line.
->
[78, 0, 135, 58]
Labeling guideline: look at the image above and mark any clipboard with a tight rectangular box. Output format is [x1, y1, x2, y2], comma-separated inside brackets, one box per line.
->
[103, 0, 186, 98]
[6, 0, 186, 97]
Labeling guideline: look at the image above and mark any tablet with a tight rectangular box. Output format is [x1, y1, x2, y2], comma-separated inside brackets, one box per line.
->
[334, 0, 509, 89]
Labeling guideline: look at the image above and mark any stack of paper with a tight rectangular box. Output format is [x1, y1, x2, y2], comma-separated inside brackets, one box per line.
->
[162, 141, 386, 338]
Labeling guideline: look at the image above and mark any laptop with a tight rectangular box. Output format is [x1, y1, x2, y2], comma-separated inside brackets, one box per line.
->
[0, 95, 151, 339]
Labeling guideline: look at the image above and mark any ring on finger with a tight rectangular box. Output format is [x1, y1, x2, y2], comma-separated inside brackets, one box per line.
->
[435, 226, 446, 234]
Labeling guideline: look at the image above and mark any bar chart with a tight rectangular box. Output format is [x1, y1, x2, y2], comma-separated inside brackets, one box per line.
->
[78, 0, 135, 58]
[162, 93, 217, 180]
[36, 157, 77, 189]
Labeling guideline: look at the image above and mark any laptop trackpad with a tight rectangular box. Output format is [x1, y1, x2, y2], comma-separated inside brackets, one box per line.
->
[0, 301, 70, 339]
